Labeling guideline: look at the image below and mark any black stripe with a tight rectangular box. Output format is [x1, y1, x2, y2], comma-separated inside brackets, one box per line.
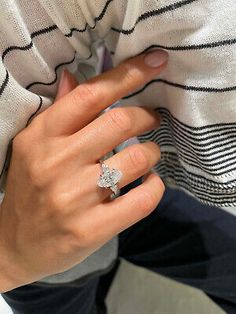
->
[0, 136, 13, 183]
[156, 175, 236, 203]
[157, 112, 236, 155]
[26, 96, 43, 126]
[142, 38, 236, 52]
[139, 136, 236, 168]
[159, 151, 236, 176]
[2, 25, 58, 62]
[158, 170, 236, 199]
[26, 52, 77, 89]
[159, 148, 235, 176]
[0, 50, 76, 183]
[141, 124, 236, 147]
[161, 124, 236, 150]
[156, 79, 236, 92]
[179, 144, 236, 164]
[138, 106, 236, 175]
[123, 79, 236, 99]
[0, 145, 10, 180]
[157, 140, 174, 147]
[176, 149, 236, 172]
[2, 42, 33, 62]
[160, 179, 236, 204]
[157, 108, 236, 134]
[141, 126, 236, 146]
[110, 38, 236, 55]
[158, 158, 236, 188]
[145, 133, 236, 164]
[155, 166, 236, 205]
[65, 0, 114, 37]
[0, 50, 77, 180]
[31, 25, 58, 39]
[0, 69, 9, 97]
[111, 0, 198, 35]
[140, 129, 236, 162]
[155, 161, 236, 191]
[168, 133, 236, 156]
[158, 161, 236, 188]
[0, 96, 44, 181]
[141, 133, 236, 165]
[0, 25, 58, 97]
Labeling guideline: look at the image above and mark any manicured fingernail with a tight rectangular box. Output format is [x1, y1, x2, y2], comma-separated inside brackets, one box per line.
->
[144, 50, 168, 68]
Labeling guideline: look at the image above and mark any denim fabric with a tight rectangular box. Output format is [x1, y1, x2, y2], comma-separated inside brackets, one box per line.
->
[3, 185, 236, 314]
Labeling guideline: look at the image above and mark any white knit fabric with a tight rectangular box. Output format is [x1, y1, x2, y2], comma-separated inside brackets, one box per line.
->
[1, 0, 236, 208]
[0, 0, 236, 282]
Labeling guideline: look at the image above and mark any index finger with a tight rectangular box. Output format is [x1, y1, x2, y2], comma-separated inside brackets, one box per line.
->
[44, 50, 168, 136]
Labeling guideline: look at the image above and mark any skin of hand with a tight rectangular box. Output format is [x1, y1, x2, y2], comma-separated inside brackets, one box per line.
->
[0, 50, 168, 292]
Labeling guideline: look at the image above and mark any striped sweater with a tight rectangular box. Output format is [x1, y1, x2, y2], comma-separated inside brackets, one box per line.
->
[0, 0, 235, 282]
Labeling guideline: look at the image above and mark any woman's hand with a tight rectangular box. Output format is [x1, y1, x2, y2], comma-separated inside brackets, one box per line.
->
[0, 50, 167, 292]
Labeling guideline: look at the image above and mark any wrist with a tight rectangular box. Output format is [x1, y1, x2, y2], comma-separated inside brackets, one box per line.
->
[0, 235, 18, 292]
[0, 204, 25, 292]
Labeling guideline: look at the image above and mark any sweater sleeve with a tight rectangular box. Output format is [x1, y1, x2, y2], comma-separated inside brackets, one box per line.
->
[1, 0, 236, 209]
[100, 0, 236, 208]
[0, 0, 103, 196]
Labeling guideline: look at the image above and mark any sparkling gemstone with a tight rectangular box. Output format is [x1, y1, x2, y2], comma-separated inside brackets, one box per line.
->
[97, 165, 122, 189]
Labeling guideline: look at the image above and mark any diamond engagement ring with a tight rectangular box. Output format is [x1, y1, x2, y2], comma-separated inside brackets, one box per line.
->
[97, 161, 123, 196]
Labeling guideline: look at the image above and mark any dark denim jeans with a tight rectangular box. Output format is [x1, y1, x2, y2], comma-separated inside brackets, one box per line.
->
[3, 185, 236, 314]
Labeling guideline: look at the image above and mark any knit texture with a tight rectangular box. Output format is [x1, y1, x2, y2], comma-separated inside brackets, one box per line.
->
[1, 0, 236, 208]
[0, 0, 235, 282]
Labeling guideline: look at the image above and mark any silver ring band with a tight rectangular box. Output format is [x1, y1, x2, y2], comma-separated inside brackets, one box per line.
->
[97, 161, 123, 196]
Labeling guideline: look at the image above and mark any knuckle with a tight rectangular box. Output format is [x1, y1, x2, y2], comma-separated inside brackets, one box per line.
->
[27, 157, 53, 188]
[107, 108, 132, 133]
[122, 61, 140, 85]
[128, 146, 149, 171]
[150, 175, 165, 196]
[71, 227, 93, 248]
[47, 190, 68, 213]
[139, 176, 165, 216]
[156, 146, 161, 162]
[12, 127, 41, 158]
[76, 83, 98, 103]
[27, 162, 43, 186]
[147, 142, 161, 164]
[156, 176, 165, 194]
[139, 190, 158, 216]
[12, 131, 28, 154]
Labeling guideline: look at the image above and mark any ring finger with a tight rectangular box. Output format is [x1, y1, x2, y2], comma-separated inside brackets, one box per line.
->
[86, 141, 161, 205]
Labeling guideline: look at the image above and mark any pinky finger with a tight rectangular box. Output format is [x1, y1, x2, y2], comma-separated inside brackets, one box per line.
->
[92, 173, 165, 243]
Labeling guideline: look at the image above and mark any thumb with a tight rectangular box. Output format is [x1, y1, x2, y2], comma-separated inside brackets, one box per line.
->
[55, 69, 79, 101]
